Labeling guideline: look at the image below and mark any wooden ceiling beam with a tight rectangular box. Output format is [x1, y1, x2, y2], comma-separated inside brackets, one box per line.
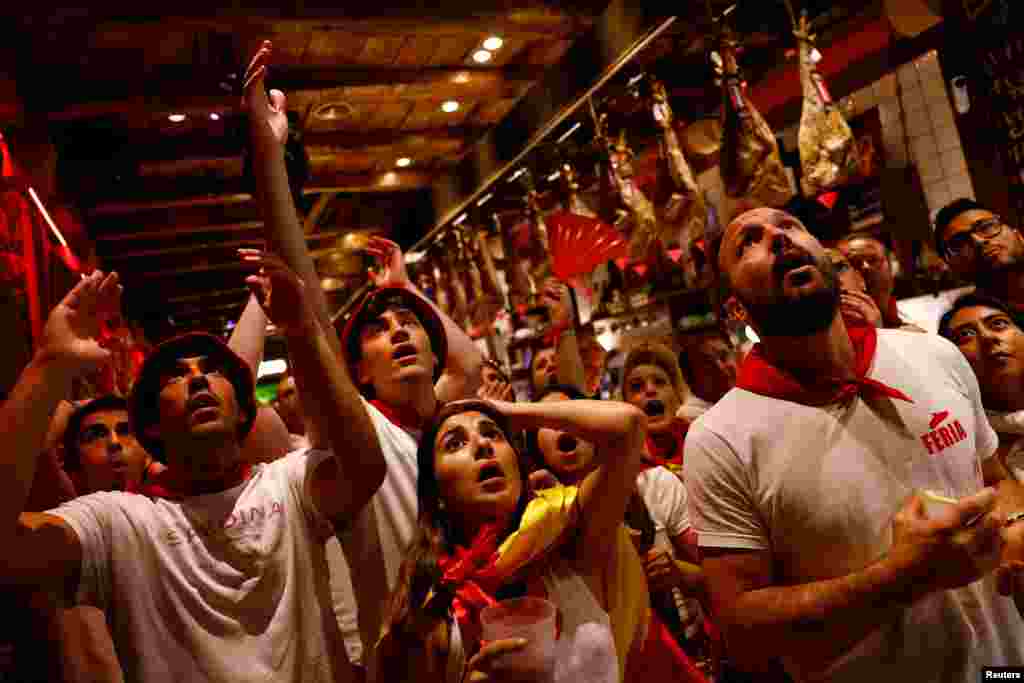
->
[40, 7, 596, 41]
[82, 168, 430, 214]
[46, 67, 531, 122]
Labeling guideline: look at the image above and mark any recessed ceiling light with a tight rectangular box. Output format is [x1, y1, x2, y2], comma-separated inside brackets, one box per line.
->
[168, 113, 186, 123]
[472, 49, 493, 64]
[453, 71, 471, 84]
[209, 112, 221, 121]
[441, 100, 460, 113]
[396, 157, 412, 168]
[483, 36, 504, 51]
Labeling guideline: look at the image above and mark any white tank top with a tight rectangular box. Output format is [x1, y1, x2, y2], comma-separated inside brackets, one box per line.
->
[446, 563, 618, 683]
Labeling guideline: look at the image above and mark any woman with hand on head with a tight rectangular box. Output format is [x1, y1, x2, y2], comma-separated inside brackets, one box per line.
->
[375, 392, 708, 683]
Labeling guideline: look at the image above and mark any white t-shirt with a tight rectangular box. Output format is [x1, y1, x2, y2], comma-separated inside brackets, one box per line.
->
[685, 330, 1024, 682]
[636, 466, 701, 638]
[330, 399, 420, 672]
[678, 395, 714, 423]
[51, 449, 352, 683]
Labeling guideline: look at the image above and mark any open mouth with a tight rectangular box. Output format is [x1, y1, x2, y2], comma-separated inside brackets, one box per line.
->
[556, 434, 578, 453]
[186, 392, 219, 414]
[785, 265, 816, 286]
[392, 344, 418, 362]
[643, 400, 666, 417]
[477, 460, 504, 483]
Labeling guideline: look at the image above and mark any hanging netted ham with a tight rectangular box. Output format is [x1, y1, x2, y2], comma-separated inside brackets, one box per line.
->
[719, 33, 795, 207]
[592, 107, 660, 261]
[442, 232, 470, 328]
[427, 247, 452, 317]
[795, 15, 860, 195]
[650, 78, 706, 287]
[525, 190, 553, 284]
[495, 212, 534, 312]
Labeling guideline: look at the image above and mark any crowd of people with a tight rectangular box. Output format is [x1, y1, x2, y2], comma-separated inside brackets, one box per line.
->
[5, 40, 1024, 683]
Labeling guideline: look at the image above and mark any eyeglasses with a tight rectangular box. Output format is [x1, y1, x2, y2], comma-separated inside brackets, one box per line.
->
[944, 216, 1004, 258]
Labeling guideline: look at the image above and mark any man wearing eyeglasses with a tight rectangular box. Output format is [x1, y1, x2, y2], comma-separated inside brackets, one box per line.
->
[936, 198, 1024, 306]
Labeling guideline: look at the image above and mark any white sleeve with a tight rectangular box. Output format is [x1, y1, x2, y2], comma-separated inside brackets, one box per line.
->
[934, 335, 999, 462]
[641, 467, 692, 538]
[684, 424, 770, 551]
[49, 493, 116, 608]
[279, 449, 337, 539]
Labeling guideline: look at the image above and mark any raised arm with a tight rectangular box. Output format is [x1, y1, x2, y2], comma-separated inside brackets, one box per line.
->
[542, 278, 586, 392]
[242, 250, 385, 523]
[366, 236, 484, 402]
[228, 293, 269, 377]
[0, 272, 121, 587]
[495, 398, 646, 569]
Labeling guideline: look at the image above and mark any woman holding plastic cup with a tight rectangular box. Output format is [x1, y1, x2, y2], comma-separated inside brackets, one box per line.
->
[375, 397, 707, 682]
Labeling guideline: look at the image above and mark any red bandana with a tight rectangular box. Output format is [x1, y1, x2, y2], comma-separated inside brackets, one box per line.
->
[435, 524, 505, 640]
[737, 323, 913, 406]
[643, 419, 687, 474]
[370, 399, 429, 434]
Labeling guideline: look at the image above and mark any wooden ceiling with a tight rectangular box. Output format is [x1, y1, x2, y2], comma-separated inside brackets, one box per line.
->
[3, 3, 608, 338]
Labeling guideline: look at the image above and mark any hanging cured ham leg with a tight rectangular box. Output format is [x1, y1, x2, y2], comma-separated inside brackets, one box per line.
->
[650, 78, 707, 287]
[794, 12, 860, 195]
[718, 32, 795, 208]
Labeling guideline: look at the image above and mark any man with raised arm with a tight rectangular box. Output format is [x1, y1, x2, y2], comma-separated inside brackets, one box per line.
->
[0, 219, 386, 683]
[685, 207, 1024, 681]
[242, 41, 484, 676]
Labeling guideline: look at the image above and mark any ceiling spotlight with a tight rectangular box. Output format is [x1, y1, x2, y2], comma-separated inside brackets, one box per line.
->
[483, 36, 504, 51]
[209, 112, 221, 121]
[441, 100, 460, 113]
[472, 49, 493, 64]
[168, 113, 186, 123]
[395, 157, 412, 168]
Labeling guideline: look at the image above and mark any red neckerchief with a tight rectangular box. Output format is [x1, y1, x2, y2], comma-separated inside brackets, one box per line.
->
[643, 419, 687, 474]
[737, 323, 913, 406]
[370, 399, 428, 434]
[435, 524, 504, 641]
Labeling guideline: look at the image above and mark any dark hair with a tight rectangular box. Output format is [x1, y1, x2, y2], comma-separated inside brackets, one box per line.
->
[838, 230, 892, 254]
[378, 400, 530, 672]
[938, 292, 1023, 341]
[63, 395, 129, 472]
[677, 327, 734, 387]
[523, 384, 587, 473]
[340, 287, 447, 399]
[934, 198, 985, 257]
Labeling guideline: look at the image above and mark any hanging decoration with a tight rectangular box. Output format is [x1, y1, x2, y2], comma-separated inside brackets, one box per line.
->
[649, 78, 706, 287]
[717, 28, 795, 207]
[790, 2, 860, 196]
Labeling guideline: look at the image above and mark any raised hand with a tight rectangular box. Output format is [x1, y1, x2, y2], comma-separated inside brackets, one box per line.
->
[239, 249, 317, 335]
[541, 277, 573, 331]
[839, 289, 882, 329]
[242, 40, 289, 146]
[365, 236, 411, 290]
[39, 271, 122, 374]
[477, 376, 515, 402]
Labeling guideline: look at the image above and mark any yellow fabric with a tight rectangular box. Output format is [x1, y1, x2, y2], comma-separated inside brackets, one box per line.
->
[492, 486, 650, 683]
[605, 525, 650, 682]
[494, 485, 580, 574]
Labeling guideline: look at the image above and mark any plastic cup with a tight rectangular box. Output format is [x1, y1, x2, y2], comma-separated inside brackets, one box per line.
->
[480, 597, 557, 682]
